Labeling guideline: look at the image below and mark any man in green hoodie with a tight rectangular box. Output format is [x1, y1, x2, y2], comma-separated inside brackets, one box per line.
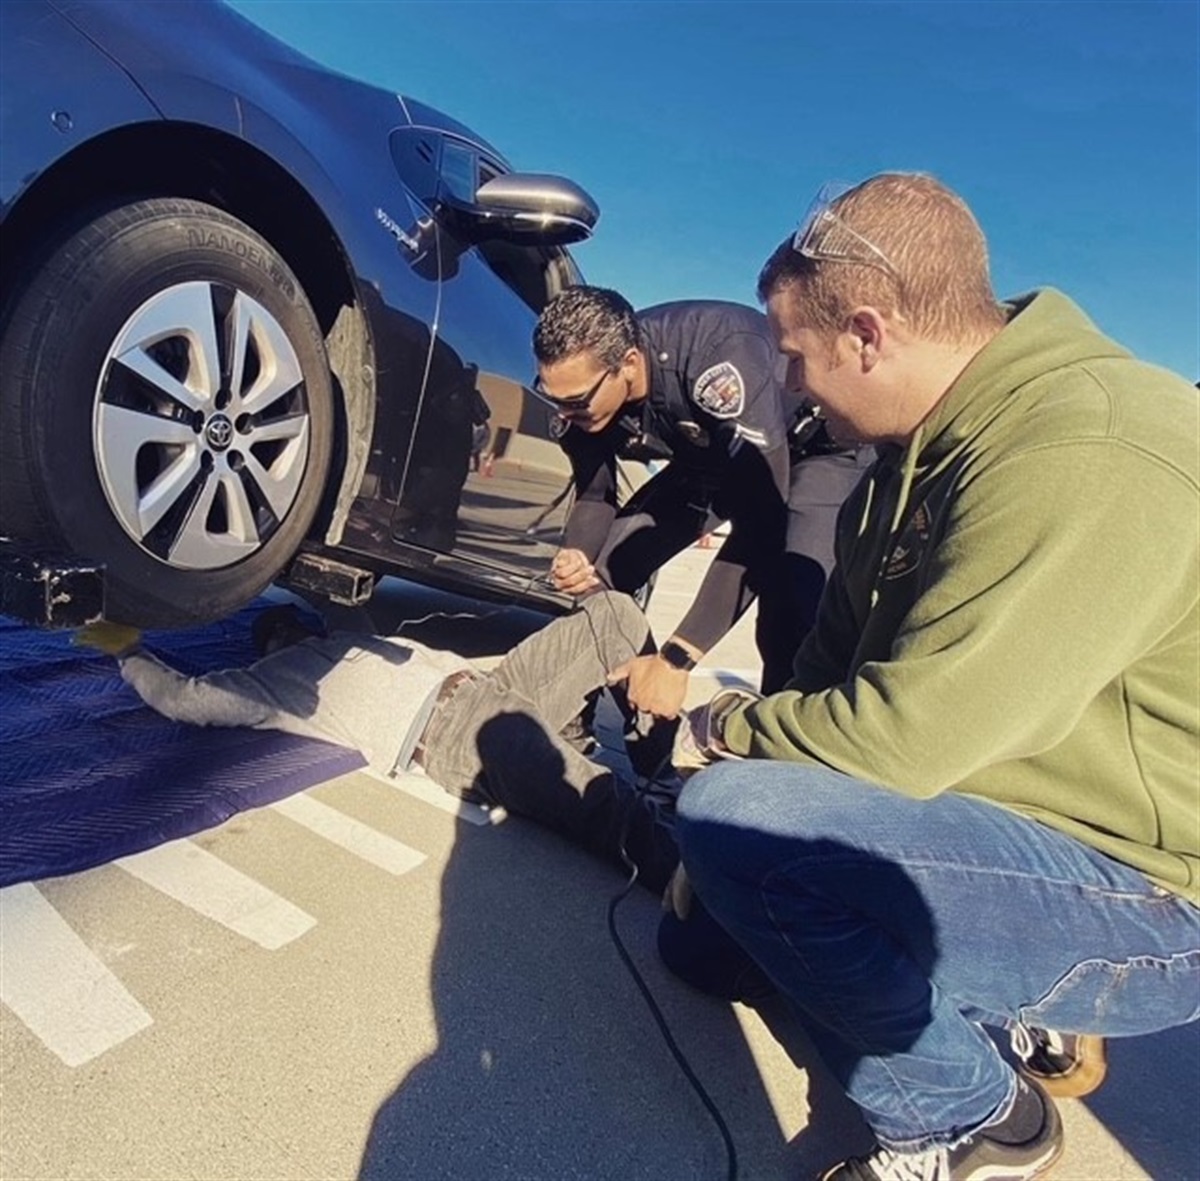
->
[666, 173, 1200, 1181]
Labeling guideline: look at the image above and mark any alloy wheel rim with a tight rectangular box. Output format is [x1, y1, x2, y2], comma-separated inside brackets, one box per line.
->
[93, 281, 312, 570]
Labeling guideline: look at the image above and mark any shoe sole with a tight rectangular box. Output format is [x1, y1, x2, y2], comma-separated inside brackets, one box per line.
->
[1006, 1087, 1066, 1181]
[1019, 1081, 1066, 1180]
[1031, 1135, 1065, 1179]
[1021, 1034, 1108, 1098]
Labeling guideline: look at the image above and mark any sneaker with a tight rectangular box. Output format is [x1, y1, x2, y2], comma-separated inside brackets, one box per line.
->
[657, 902, 777, 1005]
[1010, 1022, 1107, 1098]
[820, 1077, 1062, 1181]
[559, 711, 599, 756]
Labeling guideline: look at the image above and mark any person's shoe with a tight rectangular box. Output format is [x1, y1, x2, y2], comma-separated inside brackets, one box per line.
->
[657, 902, 777, 1005]
[559, 687, 604, 757]
[559, 712, 599, 756]
[1010, 1022, 1107, 1098]
[819, 1076, 1062, 1180]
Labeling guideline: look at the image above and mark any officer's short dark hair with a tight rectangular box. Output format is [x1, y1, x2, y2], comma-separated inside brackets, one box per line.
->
[533, 286, 641, 369]
[756, 239, 813, 308]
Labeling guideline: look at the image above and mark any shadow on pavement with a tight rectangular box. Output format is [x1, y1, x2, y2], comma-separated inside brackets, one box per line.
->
[355, 780, 869, 1179]
[335, 579, 1199, 1181]
[1083, 1020, 1200, 1180]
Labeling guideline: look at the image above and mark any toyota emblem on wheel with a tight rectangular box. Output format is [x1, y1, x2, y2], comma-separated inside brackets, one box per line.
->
[0, 0, 597, 627]
[205, 414, 234, 451]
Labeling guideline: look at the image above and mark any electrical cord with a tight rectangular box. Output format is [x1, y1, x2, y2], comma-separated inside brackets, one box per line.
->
[575, 592, 740, 1181]
[608, 803, 738, 1181]
[390, 581, 739, 1181]
[388, 565, 562, 639]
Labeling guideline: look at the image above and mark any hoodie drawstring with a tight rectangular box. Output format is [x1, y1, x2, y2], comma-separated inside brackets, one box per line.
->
[870, 423, 925, 608]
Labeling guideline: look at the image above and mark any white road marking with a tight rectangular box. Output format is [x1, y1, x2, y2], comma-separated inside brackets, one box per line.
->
[115, 839, 315, 949]
[690, 668, 760, 693]
[367, 767, 497, 826]
[270, 793, 426, 876]
[0, 883, 153, 1067]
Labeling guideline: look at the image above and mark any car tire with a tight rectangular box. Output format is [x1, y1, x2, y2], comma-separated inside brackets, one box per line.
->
[0, 198, 334, 627]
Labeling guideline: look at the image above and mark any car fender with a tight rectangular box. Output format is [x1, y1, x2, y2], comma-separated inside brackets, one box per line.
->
[51, 1, 450, 542]
[0, 1, 164, 218]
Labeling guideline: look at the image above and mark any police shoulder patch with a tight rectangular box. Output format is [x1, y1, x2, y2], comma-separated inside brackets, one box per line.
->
[692, 361, 745, 419]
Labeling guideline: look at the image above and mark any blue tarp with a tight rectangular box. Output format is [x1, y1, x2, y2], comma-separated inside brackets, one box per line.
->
[0, 603, 365, 887]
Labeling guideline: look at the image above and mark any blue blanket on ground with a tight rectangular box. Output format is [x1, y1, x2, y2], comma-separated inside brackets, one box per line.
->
[0, 603, 365, 887]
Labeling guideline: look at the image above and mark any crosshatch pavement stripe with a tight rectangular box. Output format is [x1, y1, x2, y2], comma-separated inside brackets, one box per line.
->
[270, 793, 427, 876]
[368, 768, 497, 826]
[0, 882, 153, 1067]
[115, 839, 315, 949]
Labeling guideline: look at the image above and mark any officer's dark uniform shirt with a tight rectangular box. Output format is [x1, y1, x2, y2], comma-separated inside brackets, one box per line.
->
[556, 300, 797, 652]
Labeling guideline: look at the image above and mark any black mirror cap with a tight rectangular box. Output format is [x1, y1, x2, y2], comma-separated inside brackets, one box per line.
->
[470, 173, 599, 245]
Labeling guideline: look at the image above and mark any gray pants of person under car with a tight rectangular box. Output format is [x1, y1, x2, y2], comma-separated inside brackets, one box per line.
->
[416, 591, 681, 893]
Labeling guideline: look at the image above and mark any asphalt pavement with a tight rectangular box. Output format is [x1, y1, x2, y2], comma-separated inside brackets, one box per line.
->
[1, 540, 1197, 1181]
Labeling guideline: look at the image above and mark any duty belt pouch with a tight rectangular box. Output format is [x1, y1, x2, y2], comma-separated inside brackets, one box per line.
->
[670, 466, 722, 515]
[619, 432, 674, 464]
[789, 415, 853, 460]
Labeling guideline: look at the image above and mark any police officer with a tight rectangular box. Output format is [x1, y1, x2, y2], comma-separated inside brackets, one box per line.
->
[532, 285, 865, 718]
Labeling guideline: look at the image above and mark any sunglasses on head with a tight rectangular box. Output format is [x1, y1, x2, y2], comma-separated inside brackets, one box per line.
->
[792, 180, 901, 283]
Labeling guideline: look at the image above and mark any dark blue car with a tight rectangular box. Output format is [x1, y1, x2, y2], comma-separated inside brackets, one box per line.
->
[0, 0, 603, 626]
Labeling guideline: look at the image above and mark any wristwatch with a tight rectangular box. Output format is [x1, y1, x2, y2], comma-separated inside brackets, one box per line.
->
[658, 640, 697, 672]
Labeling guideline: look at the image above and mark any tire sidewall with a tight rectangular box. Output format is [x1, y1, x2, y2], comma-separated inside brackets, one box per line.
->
[16, 200, 333, 626]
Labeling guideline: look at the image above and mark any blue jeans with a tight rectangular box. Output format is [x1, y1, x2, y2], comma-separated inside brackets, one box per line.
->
[675, 762, 1200, 1152]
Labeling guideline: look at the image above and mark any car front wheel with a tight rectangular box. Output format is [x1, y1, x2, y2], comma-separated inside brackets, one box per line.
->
[0, 198, 334, 627]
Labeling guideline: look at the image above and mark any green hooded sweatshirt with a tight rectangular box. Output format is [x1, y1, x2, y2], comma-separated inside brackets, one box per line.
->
[723, 289, 1200, 903]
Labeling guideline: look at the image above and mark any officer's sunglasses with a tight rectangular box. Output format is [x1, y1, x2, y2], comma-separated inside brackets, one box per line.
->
[792, 180, 902, 283]
[530, 367, 615, 414]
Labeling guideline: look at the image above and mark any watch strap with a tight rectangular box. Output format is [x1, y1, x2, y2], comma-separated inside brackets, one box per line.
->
[659, 640, 698, 672]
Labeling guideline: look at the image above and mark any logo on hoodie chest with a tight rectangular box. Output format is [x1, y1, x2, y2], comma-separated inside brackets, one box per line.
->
[883, 500, 932, 580]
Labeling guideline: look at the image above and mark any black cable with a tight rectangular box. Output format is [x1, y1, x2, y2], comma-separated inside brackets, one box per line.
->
[405, 586, 739, 1180]
[577, 592, 736, 1179]
[608, 808, 738, 1181]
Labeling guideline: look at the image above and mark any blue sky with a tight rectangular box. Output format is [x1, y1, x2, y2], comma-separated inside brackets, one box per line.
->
[230, 1, 1199, 381]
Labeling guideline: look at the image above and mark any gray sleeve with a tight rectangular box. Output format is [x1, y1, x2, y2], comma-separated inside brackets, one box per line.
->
[119, 651, 278, 729]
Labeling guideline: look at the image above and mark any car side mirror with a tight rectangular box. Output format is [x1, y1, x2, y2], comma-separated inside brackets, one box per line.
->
[451, 173, 599, 246]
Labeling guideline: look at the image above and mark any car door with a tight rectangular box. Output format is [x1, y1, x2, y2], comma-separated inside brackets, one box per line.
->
[387, 135, 578, 586]
[339, 126, 442, 557]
